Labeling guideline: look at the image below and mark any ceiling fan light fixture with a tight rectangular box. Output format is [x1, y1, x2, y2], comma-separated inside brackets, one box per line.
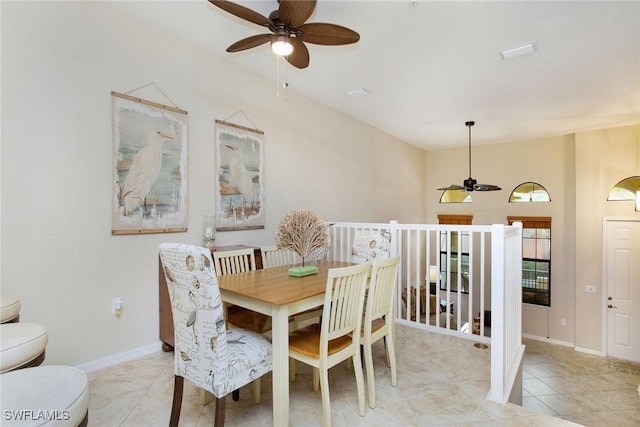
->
[271, 36, 293, 56]
[210, 0, 359, 69]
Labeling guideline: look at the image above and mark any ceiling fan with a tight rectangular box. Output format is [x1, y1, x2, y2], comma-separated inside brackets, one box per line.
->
[437, 121, 502, 192]
[208, 0, 360, 69]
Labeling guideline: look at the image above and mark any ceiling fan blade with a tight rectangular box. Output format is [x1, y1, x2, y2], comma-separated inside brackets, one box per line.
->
[437, 185, 468, 191]
[298, 23, 360, 45]
[209, 0, 272, 27]
[279, 0, 317, 28]
[286, 38, 310, 69]
[474, 184, 502, 191]
[226, 34, 272, 52]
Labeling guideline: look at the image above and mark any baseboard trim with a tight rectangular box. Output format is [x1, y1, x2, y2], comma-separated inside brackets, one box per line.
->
[574, 346, 606, 357]
[522, 333, 574, 348]
[522, 334, 607, 357]
[75, 341, 163, 373]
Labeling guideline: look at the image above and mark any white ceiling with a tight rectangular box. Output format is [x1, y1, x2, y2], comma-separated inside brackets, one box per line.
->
[108, 1, 640, 150]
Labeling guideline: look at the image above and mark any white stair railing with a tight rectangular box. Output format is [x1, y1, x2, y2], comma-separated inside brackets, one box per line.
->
[488, 222, 525, 404]
[327, 220, 523, 405]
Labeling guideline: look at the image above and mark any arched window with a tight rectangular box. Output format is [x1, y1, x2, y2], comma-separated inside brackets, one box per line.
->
[439, 189, 472, 203]
[607, 176, 640, 211]
[508, 182, 551, 203]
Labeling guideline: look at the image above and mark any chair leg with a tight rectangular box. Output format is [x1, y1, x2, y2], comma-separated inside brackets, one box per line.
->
[364, 339, 376, 409]
[353, 350, 366, 417]
[290, 358, 297, 382]
[312, 368, 320, 392]
[383, 336, 390, 367]
[253, 378, 261, 404]
[169, 375, 184, 427]
[214, 395, 226, 427]
[200, 389, 214, 406]
[319, 367, 331, 427]
[386, 333, 397, 387]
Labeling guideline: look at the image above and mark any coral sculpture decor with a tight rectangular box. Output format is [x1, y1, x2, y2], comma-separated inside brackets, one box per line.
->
[275, 210, 329, 276]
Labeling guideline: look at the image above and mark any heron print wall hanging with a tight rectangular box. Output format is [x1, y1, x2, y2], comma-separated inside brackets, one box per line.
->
[111, 91, 188, 235]
[214, 119, 265, 231]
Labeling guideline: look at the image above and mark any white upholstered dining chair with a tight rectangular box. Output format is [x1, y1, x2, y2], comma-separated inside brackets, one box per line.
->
[361, 254, 401, 408]
[159, 243, 272, 427]
[288, 262, 371, 427]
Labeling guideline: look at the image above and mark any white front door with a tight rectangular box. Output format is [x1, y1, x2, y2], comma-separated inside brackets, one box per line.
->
[605, 219, 640, 362]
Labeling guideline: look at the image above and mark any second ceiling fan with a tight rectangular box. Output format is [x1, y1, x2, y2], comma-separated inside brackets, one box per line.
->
[438, 121, 502, 192]
[209, 0, 360, 69]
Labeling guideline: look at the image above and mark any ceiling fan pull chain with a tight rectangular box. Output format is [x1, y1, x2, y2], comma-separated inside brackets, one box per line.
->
[276, 55, 281, 98]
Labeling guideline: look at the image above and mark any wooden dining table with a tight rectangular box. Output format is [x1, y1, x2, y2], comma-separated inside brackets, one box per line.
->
[217, 259, 353, 426]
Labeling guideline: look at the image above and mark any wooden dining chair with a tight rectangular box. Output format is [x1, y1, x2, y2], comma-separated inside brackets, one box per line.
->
[159, 243, 272, 427]
[213, 249, 271, 334]
[260, 245, 324, 330]
[289, 262, 371, 427]
[213, 248, 256, 275]
[260, 245, 300, 268]
[361, 254, 401, 408]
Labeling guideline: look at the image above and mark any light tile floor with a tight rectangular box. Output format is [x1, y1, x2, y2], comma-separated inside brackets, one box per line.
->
[522, 339, 640, 426]
[87, 325, 639, 426]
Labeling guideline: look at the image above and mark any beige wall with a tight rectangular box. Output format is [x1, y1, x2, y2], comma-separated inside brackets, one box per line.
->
[427, 125, 640, 350]
[574, 125, 640, 352]
[0, 2, 426, 366]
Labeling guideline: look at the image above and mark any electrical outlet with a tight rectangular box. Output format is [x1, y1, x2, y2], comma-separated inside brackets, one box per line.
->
[112, 297, 123, 317]
[585, 285, 596, 293]
[560, 318, 566, 326]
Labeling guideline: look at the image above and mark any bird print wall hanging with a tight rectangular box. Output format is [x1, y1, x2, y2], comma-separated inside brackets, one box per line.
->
[111, 91, 189, 235]
[214, 119, 265, 231]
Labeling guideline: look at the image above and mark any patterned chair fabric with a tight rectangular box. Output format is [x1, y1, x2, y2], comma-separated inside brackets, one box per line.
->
[159, 243, 272, 398]
[351, 230, 391, 263]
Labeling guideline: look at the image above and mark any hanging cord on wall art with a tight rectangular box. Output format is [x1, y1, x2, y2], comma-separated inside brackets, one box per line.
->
[124, 82, 180, 110]
[219, 110, 260, 134]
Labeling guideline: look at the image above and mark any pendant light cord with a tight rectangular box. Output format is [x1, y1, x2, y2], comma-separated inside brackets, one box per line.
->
[467, 122, 473, 178]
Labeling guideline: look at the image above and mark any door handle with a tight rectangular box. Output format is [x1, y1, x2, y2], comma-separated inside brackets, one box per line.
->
[607, 304, 618, 309]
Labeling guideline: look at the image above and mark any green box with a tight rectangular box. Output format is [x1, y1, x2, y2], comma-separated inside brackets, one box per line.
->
[288, 266, 319, 277]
